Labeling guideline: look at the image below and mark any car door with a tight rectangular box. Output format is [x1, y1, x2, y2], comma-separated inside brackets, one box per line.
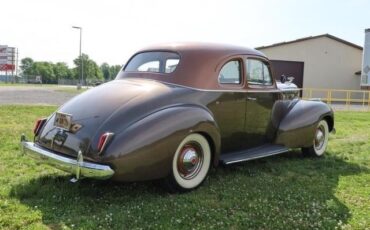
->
[244, 58, 279, 148]
[209, 58, 249, 153]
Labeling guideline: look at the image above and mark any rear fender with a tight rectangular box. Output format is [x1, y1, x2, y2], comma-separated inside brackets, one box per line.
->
[101, 105, 220, 181]
[274, 100, 334, 148]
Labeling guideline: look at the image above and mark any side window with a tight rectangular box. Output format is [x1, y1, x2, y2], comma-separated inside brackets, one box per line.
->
[218, 60, 241, 84]
[246, 59, 273, 85]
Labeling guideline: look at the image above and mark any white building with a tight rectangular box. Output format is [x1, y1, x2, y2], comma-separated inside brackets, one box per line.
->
[256, 34, 363, 91]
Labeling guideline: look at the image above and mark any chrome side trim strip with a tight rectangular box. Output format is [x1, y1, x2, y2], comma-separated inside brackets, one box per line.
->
[161, 81, 284, 93]
[224, 149, 289, 165]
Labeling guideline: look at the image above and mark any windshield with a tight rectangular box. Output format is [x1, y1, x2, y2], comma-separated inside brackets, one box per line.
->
[124, 51, 180, 74]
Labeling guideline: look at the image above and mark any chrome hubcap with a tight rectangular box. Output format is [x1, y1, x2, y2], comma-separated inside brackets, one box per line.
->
[177, 143, 203, 179]
[314, 126, 325, 150]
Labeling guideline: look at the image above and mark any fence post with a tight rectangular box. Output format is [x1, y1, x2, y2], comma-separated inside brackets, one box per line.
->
[362, 91, 366, 111]
[326, 90, 331, 104]
[348, 91, 351, 109]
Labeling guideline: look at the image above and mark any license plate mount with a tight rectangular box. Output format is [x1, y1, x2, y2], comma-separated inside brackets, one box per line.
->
[54, 112, 73, 131]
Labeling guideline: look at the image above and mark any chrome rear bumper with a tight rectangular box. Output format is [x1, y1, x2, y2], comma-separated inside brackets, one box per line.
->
[21, 136, 114, 180]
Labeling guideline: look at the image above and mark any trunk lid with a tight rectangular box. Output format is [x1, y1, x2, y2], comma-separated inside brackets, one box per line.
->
[36, 79, 163, 160]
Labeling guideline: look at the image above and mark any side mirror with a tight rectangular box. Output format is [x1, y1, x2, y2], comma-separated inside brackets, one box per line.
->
[280, 74, 287, 83]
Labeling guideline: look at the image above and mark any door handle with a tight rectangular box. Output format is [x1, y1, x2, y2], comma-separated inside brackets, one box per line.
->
[247, 97, 257, 101]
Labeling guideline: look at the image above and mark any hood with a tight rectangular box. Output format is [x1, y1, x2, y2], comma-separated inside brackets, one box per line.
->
[37, 79, 177, 160]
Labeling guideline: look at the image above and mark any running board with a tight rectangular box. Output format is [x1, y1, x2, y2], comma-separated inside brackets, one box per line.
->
[220, 144, 289, 165]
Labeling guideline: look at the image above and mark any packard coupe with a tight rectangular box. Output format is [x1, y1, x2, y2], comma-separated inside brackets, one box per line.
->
[21, 43, 334, 191]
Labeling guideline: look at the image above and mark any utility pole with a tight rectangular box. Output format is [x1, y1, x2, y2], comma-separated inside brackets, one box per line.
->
[72, 26, 83, 89]
[15, 48, 18, 83]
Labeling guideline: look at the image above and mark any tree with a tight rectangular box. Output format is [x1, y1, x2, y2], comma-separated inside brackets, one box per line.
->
[20, 57, 34, 76]
[19, 55, 118, 84]
[100, 62, 111, 80]
[73, 54, 103, 83]
[109, 65, 121, 80]
[53, 62, 72, 81]
[33, 62, 56, 83]
[100, 63, 121, 81]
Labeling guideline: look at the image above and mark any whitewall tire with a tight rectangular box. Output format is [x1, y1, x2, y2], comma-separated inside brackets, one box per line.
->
[302, 120, 329, 157]
[167, 133, 211, 192]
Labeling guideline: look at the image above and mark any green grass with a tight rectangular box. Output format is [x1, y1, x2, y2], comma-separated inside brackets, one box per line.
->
[0, 83, 59, 87]
[0, 83, 89, 95]
[0, 106, 369, 229]
[52, 87, 89, 95]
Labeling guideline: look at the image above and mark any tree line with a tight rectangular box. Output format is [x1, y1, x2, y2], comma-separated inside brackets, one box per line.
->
[20, 54, 121, 84]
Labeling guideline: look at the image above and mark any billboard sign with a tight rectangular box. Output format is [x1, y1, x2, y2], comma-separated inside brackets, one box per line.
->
[0, 45, 15, 71]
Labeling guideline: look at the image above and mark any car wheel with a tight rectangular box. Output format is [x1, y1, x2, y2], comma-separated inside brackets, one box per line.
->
[301, 120, 329, 157]
[166, 133, 211, 192]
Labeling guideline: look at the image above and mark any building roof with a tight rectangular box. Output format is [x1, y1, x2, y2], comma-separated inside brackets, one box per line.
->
[256, 34, 363, 50]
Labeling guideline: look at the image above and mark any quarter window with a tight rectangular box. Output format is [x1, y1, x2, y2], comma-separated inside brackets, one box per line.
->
[246, 59, 272, 85]
[218, 60, 241, 84]
[165, 59, 180, 73]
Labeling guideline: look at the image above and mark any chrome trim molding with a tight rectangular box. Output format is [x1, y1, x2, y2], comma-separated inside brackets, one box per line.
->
[224, 149, 289, 165]
[153, 79, 285, 93]
[21, 140, 114, 180]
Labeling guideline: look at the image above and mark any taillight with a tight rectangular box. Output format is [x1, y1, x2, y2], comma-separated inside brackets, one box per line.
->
[97, 132, 114, 154]
[33, 118, 47, 136]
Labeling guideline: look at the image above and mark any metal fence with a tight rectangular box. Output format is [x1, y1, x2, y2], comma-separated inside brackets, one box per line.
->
[301, 88, 370, 111]
[57, 78, 111, 86]
[57, 79, 80, 86]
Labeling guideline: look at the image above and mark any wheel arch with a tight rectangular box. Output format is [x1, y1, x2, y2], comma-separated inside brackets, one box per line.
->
[274, 100, 334, 148]
[101, 104, 221, 181]
[323, 114, 334, 132]
[197, 131, 219, 168]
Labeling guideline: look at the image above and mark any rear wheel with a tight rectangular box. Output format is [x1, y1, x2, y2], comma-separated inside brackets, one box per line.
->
[302, 120, 329, 157]
[166, 133, 211, 192]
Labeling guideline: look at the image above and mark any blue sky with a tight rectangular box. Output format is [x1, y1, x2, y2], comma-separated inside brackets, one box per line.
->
[1, 0, 369, 66]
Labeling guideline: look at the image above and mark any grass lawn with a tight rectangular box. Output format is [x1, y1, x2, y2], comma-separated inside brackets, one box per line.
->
[0, 83, 59, 87]
[52, 87, 89, 95]
[0, 83, 89, 95]
[0, 106, 369, 229]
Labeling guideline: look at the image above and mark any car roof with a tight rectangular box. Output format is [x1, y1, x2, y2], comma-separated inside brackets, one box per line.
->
[119, 42, 270, 90]
[138, 42, 266, 58]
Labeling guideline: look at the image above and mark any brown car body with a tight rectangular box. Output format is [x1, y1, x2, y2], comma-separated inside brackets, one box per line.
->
[22, 43, 334, 182]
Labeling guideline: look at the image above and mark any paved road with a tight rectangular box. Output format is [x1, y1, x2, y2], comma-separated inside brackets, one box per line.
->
[0, 86, 77, 106]
[1, 86, 369, 111]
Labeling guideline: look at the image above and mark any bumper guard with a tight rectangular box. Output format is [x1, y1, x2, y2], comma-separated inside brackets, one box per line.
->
[20, 134, 114, 180]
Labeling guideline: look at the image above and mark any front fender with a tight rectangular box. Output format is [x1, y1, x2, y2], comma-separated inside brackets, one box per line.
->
[101, 105, 220, 182]
[275, 100, 334, 148]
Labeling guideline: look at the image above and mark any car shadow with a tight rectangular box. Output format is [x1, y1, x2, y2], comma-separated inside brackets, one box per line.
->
[10, 150, 367, 229]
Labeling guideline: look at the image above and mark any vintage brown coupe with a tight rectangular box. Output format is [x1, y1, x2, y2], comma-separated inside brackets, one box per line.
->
[21, 43, 334, 191]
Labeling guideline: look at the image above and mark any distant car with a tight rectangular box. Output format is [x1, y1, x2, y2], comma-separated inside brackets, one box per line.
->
[21, 43, 334, 191]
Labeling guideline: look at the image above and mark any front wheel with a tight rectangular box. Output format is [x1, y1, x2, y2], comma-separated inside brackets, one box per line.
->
[302, 120, 329, 157]
[165, 133, 211, 192]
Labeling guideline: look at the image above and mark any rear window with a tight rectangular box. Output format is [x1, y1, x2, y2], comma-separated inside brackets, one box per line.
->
[124, 52, 180, 74]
